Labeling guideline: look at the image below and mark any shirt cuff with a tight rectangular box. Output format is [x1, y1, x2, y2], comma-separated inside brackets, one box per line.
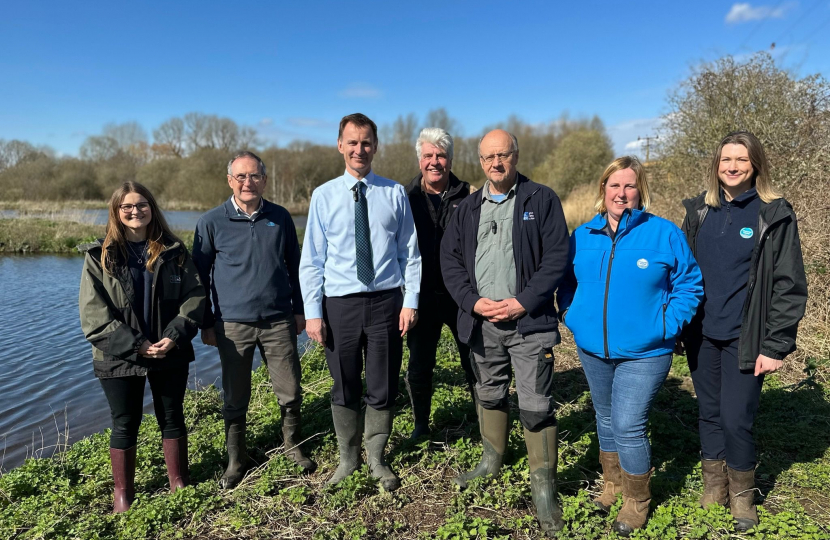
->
[305, 303, 323, 320]
[403, 291, 419, 310]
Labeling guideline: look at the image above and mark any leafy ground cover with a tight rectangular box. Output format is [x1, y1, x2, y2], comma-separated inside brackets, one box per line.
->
[1, 328, 828, 539]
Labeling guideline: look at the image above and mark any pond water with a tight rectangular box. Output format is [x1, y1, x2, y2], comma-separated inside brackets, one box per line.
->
[0, 255, 308, 470]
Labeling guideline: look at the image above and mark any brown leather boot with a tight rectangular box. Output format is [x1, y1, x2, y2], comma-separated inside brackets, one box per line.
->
[594, 450, 623, 513]
[728, 467, 758, 532]
[110, 446, 136, 513]
[162, 436, 190, 492]
[281, 406, 317, 473]
[612, 468, 654, 537]
[700, 459, 728, 508]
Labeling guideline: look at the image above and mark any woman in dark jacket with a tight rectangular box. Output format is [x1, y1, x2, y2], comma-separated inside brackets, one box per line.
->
[681, 131, 807, 532]
[79, 181, 205, 513]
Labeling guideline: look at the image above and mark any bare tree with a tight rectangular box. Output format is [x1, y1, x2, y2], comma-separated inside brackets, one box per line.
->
[153, 118, 186, 157]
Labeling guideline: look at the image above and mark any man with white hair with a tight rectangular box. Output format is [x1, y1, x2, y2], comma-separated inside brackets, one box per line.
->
[404, 127, 475, 439]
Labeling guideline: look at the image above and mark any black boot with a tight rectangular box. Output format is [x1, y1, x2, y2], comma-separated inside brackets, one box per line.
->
[328, 403, 363, 485]
[453, 403, 509, 489]
[281, 405, 317, 473]
[365, 406, 401, 491]
[525, 426, 565, 536]
[219, 416, 248, 489]
[405, 378, 432, 439]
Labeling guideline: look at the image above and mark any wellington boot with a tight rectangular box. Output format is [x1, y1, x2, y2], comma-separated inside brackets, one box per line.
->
[219, 417, 248, 489]
[594, 450, 622, 513]
[700, 459, 729, 508]
[281, 405, 317, 474]
[524, 426, 565, 536]
[328, 403, 363, 486]
[110, 446, 136, 513]
[365, 406, 400, 491]
[613, 468, 654, 537]
[728, 467, 758, 532]
[162, 436, 190, 492]
[453, 403, 509, 489]
[405, 379, 432, 439]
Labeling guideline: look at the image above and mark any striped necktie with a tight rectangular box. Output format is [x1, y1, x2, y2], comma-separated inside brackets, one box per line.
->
[354, 181, 374, 285]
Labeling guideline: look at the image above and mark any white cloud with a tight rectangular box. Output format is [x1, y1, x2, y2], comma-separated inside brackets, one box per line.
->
[259, 117, 274, 126]
[625, 140, 645, 150]
[338, 83, 383, 99]
[607, 117, 663, 157]
[725, 2, 795, 24]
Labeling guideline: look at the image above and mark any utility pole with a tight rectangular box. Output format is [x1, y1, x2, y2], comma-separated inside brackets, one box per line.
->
[638, 135, 658, 163]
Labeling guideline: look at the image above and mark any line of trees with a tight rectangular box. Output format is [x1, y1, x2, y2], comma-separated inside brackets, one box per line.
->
[0, 110, 613, 208]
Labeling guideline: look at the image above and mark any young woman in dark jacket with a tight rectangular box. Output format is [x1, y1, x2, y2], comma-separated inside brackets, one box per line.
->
[79, 181, 206, 513]
[681, 131, 807, 532]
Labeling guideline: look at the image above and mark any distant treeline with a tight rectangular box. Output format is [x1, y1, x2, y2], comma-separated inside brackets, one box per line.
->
[0, 109, 613, 209]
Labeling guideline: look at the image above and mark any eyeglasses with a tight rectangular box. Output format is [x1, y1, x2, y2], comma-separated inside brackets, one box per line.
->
[119, 202, 150, 213]
[231, 173, 265, 184]
[479, 151, 514, 164]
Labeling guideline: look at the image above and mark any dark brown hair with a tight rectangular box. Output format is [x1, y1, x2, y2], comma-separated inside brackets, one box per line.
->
[338, 113, 378, 142]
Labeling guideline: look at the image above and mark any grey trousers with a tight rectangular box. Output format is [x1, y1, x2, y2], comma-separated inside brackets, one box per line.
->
[215, 316, 302, 421]
[469, 320, 558, 431]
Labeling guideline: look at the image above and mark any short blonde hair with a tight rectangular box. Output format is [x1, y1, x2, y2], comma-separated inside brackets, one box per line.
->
[594, 156, 651, 214]
[705, 131, 782, 208]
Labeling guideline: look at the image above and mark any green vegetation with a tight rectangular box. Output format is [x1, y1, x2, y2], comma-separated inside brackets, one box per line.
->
[1, 329, 828, 539]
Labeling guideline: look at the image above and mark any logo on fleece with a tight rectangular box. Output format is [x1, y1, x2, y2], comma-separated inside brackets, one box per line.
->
[636, 258, 649, 269]
[267, 222, 276, 227]
[523, 211, 535, 221]
[740, 227, 753, 239]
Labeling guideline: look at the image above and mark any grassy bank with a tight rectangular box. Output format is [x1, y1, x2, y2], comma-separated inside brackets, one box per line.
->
[1, 329, 827, 540]
[0, 219, 195, 254]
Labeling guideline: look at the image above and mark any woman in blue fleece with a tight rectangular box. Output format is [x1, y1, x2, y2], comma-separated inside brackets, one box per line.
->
[680, 132, 807, 533]
[557, 156, 703, 537]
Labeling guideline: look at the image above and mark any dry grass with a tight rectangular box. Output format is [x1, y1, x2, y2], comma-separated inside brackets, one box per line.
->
[561, 183, 597, 231]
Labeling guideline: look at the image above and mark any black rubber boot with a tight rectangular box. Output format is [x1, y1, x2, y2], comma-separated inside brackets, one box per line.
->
[405, 378, 432, 439]
[281, 405, 317, 473]
[525, 426, 565, 536]
[328, 403, 363, 486]
[219, 416, 248, 489]
[453, 403, 509, 489]
[364, 406, 401, 491]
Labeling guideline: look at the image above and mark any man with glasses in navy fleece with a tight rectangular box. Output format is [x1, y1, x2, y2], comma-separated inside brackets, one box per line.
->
[192, 151, 316, 489]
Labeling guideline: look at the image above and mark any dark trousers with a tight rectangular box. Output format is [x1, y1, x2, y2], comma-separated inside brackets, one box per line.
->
[406, 293, 475, 392]
[99, 365, 189, 449]
[324, 289, 403, 410]
[688, 335, 764, 471]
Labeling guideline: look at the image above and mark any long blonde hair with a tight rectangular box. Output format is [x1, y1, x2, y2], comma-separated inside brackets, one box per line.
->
[705, 131, 782, 207]
[101, 181, 182, 275]
[594, 156, 651, 214]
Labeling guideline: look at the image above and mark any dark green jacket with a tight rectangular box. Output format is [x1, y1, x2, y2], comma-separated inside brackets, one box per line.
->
[681, 193, 807, 370]
[78, 238, 206, 378]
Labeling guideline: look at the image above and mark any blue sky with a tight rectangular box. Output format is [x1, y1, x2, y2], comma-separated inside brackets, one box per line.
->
[3, 0, 830, 158]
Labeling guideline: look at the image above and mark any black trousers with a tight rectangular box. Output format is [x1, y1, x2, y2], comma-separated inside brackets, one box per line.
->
[323, 289, 403, 410]
[406, 293, 475, 391]
[99, 365, 189, 449]
[687, 335, 764, 471]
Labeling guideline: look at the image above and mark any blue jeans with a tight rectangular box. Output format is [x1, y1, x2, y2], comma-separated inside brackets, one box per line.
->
[577, 348, 672, 475]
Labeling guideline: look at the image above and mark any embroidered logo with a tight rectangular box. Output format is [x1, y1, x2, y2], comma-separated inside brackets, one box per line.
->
[636, 258, 649, 269]
[267, 222, 276, 227]
[169, 275, 182, 283]
[740, 227, 753, 239]
[523, 211, 535, 221]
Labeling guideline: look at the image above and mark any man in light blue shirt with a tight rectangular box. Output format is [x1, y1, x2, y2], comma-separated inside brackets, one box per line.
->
[300, 113, 421, 492]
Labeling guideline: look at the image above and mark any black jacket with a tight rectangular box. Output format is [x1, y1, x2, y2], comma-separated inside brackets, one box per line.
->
[406, 172, 470, 296]
[440, 173, 570, 344]
[681, 192, 808, 370]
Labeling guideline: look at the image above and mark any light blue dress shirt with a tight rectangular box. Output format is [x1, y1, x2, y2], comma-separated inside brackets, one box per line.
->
[300, 170, 421, 319]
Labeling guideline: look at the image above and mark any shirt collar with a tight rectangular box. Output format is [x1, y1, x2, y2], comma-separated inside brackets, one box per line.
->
[483, 180, 516, 202]
[340, 169, 376, 190]
[230, 195, 263, 218]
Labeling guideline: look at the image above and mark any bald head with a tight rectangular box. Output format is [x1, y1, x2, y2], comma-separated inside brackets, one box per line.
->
[479, 129, 520, 189]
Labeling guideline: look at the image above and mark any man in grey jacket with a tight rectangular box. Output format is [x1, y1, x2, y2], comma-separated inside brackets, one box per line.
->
[193, 151, 316, 489]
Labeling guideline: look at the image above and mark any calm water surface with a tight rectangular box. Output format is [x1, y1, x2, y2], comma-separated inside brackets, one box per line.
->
[0, 255, 308, 470]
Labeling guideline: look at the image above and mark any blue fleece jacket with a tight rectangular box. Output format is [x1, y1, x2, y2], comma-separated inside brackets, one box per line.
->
[557, 210, 703, 359]
[192, 198, 303, 327]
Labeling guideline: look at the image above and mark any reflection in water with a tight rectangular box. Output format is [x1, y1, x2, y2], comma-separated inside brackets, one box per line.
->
[0, 255, 308, 470]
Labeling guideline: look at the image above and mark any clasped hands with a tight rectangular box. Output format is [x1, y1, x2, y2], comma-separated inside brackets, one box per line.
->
[138, 338, 175, 358]
[474, 297, 526, 322]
